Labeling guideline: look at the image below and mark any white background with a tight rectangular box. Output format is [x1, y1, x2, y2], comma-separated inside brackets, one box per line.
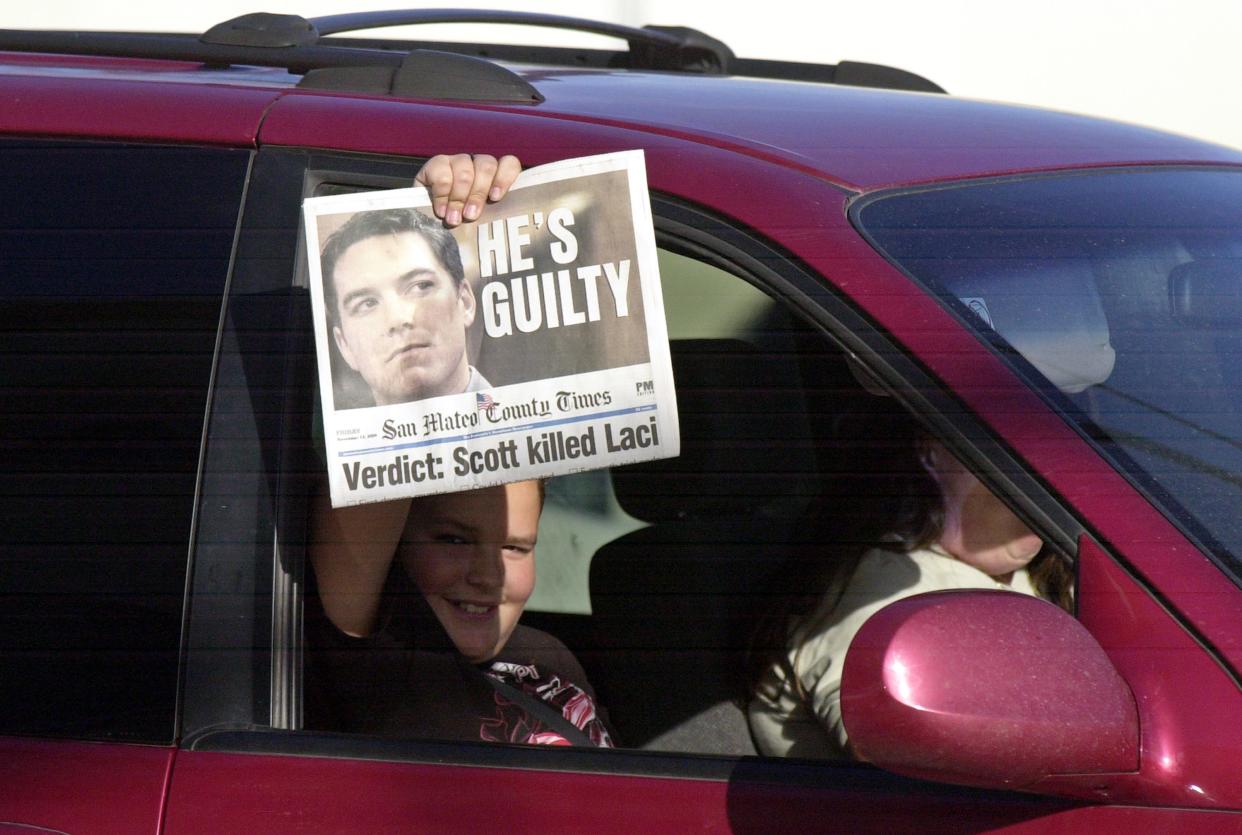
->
[7, 0, 1239, 150]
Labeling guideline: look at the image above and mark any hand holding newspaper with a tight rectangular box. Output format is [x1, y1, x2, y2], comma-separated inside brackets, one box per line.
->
[304, 151, 680, 507]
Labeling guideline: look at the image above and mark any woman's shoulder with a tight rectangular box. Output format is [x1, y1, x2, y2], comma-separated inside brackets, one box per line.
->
[792, 546, 925, 647]
[855, 543, 1035, 593]
[817, 545, 965, 626]
[843, 545, 926, 593]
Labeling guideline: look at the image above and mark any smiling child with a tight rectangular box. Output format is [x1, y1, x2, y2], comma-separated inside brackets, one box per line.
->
[308, 479, 613, 747]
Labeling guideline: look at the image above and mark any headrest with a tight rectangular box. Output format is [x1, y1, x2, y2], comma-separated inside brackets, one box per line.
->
[1169, 259, 1242, 326]
[952, 262, 1115, 394]
[610, 338, 815, 522]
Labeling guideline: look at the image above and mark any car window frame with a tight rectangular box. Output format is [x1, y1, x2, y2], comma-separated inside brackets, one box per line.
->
[182, 145, 1087, 793]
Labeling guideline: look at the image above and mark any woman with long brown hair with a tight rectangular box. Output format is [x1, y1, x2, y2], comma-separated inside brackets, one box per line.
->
[747, 420, 1073, 759]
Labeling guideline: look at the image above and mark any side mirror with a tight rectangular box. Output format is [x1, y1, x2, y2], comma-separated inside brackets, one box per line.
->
[840, 590, 1138, 790]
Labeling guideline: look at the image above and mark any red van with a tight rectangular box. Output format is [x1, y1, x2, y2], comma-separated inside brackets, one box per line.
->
[2, 11, 1241, 833]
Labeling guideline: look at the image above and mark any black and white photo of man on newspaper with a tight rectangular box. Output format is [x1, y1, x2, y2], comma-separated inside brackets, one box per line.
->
[304, 151, 679, 507]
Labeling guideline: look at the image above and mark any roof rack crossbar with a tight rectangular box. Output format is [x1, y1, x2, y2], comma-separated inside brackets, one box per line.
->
[308, 9, 734, 73]
[313, 9, 678, 45]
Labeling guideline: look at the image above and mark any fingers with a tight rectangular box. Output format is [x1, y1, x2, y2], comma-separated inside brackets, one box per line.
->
[459, 154, 498, 224]
[415, 153, 470, 224]
[488, 155, 522, 202]
[462, 154, 522, 223]
[415, 153, 523, 227]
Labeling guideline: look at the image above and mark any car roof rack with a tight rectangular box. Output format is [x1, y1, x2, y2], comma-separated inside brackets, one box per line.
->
[304, 10, 736, 74]
[0, 9, 944, 100]
[294, 9, 942, 93]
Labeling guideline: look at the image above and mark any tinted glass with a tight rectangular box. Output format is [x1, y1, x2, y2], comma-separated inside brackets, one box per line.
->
[300, 238, 893, 756]
[857, 168, 1242, 581]
[0, 140, 246, 741]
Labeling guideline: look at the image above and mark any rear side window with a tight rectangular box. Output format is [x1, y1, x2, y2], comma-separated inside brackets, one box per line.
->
[0, 140, 247, 742]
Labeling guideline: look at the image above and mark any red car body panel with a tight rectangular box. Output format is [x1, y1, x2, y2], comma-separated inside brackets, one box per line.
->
[163, 748, 1242, 833]
[262, 76, 1242, 191]
[163, 748, 1064, 833]
[0, 739, 172, 834]
[0, 66, 276, 146]
[516, 69, 1242, 190]
[8, 57, 1242, 184]
[1070, 538, 1242, 807]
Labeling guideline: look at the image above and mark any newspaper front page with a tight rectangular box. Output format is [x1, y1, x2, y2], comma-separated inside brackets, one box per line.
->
[304, 151, 680, 507]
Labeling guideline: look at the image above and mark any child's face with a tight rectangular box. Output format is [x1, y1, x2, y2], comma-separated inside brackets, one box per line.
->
[399, 480, 540, 663]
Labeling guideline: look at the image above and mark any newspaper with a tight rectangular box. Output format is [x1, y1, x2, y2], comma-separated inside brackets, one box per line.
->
[304, 150, 680, 507]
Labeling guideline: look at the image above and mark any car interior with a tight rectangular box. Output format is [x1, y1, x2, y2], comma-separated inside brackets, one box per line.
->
[297, 243, 944, 756]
